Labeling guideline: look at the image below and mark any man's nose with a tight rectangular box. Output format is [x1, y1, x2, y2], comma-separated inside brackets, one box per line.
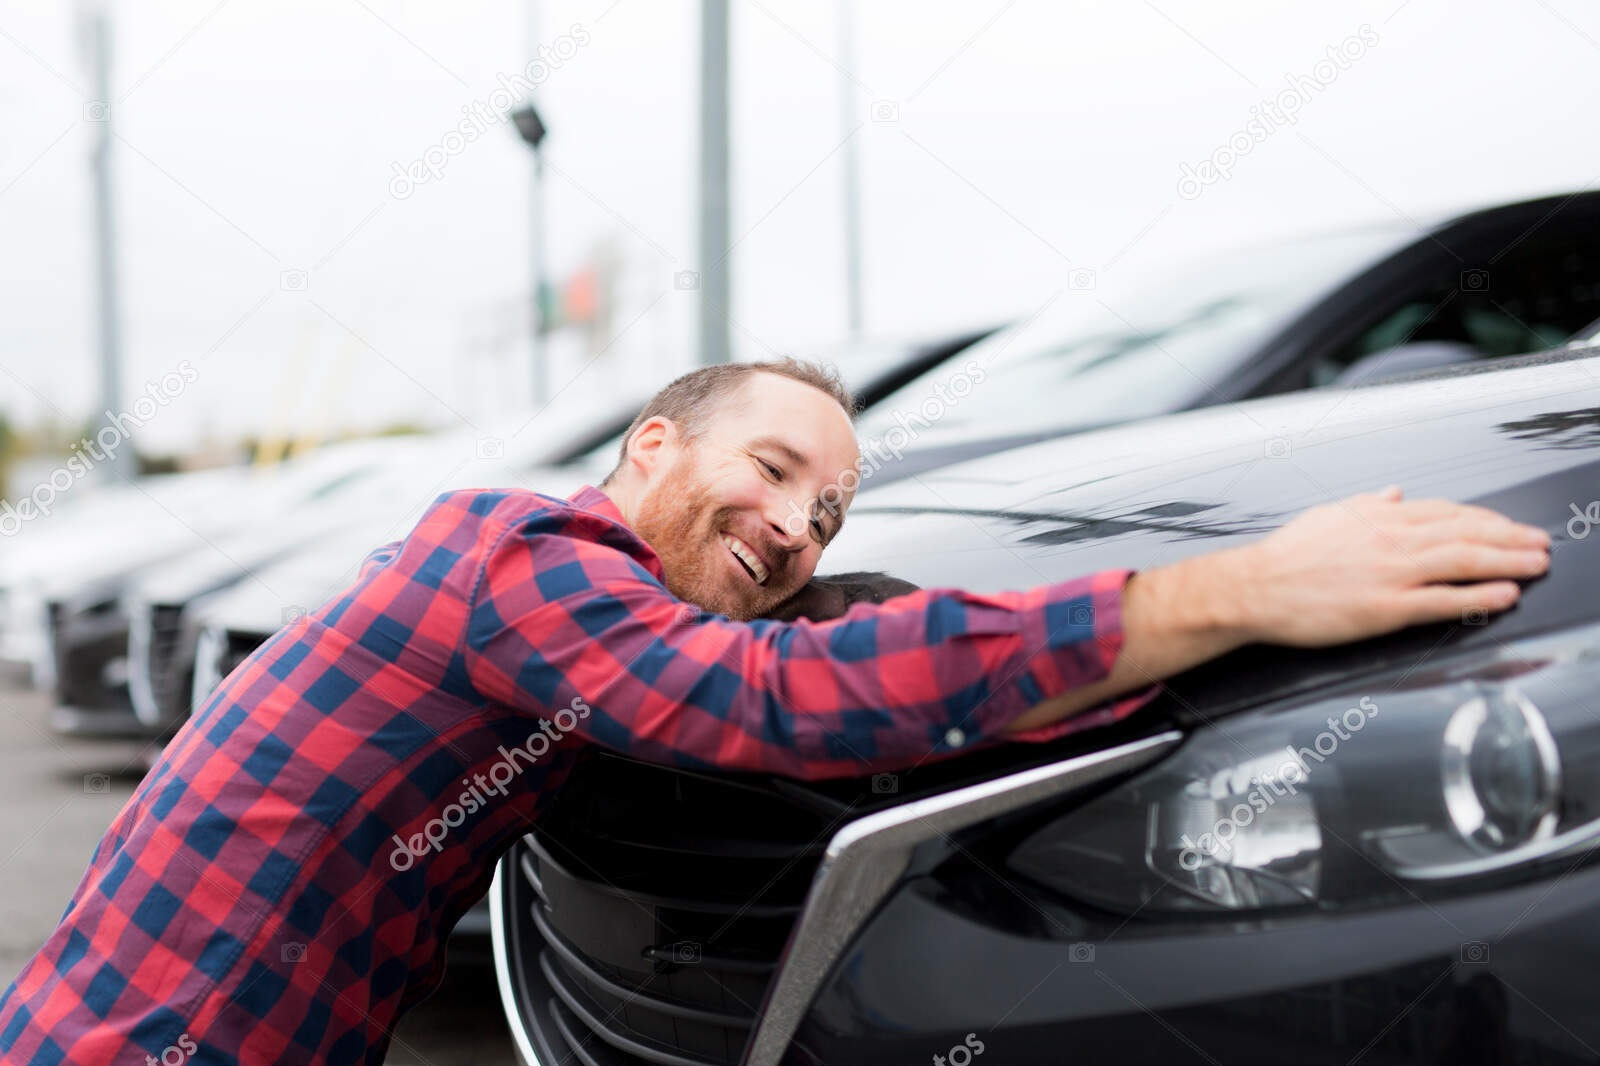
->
[763, 496, 810, 553]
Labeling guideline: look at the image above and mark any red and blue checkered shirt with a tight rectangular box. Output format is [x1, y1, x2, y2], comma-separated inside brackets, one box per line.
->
[0, 484, 1158, 1064]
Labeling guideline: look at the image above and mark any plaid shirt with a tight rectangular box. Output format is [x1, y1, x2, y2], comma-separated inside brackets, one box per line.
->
[0, 484, 1159, 1065]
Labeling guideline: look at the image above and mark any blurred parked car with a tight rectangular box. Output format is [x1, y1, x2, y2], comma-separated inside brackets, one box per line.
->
[849, 189, 1600, 488]
[1, 441, 408, 736]
[6, 387, 652, 739]
[492, 342, 1600, 1065]
[0, 464, 248, 691]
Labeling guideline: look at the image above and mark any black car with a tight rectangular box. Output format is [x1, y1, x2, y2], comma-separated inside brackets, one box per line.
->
[849, 190, 1600, 488]
[491, 343, 1600, 1065]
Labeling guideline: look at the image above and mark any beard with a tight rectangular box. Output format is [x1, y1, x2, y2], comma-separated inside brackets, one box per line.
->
[629, 448, 795, 621]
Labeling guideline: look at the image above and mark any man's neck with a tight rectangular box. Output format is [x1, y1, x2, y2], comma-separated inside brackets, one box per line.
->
[596, 478, 640, 530]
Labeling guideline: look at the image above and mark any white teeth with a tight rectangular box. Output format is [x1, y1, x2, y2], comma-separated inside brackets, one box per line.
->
[722, 535, 769, 585]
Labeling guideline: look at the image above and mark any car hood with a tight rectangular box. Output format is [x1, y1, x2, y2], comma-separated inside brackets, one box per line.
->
[824, 346, 1600, 722]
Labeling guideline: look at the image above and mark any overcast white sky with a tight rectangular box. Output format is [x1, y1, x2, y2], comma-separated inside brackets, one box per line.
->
[3, 0, 1598, 452]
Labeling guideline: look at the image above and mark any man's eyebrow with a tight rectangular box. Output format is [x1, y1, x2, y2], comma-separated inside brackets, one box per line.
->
[747, 435, 815, 473]
[748, 434, 848, 542]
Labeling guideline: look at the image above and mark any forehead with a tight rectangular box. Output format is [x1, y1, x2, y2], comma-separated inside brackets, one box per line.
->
[718, 373, 860, 477]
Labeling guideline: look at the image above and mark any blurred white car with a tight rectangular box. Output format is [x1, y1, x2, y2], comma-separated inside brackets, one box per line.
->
[8, 385, 653, 738]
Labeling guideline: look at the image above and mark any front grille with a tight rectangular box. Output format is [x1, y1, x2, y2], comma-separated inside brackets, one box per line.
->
[146, 604, 189, 720]
[498, 752, 841, 1066]
[495, 720, 1174, 1065]
[49, 596, 129, 710]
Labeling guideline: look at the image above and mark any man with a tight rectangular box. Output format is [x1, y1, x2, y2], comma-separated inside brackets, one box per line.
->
[0, 359, 1550, 1064]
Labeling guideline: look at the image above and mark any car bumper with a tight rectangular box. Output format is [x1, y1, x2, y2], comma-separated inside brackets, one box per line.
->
[793, 858, 1600, 1064]
[50, 702, 165, 741]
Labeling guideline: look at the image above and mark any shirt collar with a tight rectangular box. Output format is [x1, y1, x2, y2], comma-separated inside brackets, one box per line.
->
[566, 483, 626, 526]
[564, 484, 667, 583]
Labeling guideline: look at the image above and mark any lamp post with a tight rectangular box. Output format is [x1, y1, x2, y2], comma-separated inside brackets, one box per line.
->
[510, 104, 549, 406]
[838, 0, 862, 340]
[698, 0, 731, 365]
[79, 3, 131, 484]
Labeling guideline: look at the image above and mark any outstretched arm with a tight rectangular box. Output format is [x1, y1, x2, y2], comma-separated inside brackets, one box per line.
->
[1004, 485, 1551, 733]
[463, 504, 1139, 780]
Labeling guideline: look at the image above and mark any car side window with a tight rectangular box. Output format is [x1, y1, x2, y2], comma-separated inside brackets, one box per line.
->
[1306, 239, 1600, 388]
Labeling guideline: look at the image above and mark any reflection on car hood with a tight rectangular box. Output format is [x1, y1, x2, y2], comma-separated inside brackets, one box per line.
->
[827, 346, 1600, 719]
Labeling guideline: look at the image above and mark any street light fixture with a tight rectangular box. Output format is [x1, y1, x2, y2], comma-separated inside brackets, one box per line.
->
[511, 104, 546, 151]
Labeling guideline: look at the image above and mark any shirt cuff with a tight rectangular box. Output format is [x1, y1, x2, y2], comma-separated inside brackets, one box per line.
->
[1010, 567, 1162, 743]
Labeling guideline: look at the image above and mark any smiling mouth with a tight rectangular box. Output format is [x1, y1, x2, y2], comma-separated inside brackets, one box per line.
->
[722, 533, 770, 585]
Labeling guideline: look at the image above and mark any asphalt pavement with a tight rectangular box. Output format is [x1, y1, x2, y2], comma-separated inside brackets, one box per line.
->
[0, 679, 520, 1065]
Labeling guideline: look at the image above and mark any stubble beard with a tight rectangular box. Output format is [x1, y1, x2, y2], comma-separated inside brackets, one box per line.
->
[631, 452, 792, 621]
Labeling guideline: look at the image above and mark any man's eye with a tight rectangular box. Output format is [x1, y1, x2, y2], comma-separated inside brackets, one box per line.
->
[759, 459, 783, 481]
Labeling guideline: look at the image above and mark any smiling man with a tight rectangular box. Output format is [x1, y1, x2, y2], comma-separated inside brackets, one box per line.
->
[0, 358, 1551, 1065]
[611, 360, 863, 620]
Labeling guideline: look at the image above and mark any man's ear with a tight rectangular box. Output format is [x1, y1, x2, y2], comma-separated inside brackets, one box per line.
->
[625, 416, 678, 479]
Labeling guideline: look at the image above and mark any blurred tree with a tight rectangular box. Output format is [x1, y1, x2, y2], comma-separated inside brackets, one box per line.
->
[371, 422, 430, 438]
[138, 454, 182, 476]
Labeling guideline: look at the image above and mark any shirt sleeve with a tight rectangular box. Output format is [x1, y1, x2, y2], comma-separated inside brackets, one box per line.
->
[461, 506, 1161, 781]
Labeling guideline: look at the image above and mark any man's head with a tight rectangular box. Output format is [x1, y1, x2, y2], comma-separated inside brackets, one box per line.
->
[601, 358, 863, 620]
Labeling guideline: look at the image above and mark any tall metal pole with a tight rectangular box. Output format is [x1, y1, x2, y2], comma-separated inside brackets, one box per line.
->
[526, 0, 549, 405]
[838, 0, 863, 339]
[84, 6, 131, 483]
[697, 0, 731, 365]
[531, 146, 548, 406]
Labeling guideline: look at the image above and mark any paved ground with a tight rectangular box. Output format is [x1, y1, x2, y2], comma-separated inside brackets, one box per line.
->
[0, 680, 520, 1065]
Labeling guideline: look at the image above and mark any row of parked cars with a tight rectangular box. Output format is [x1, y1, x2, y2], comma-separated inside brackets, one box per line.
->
[7, 190, 1600, 1064]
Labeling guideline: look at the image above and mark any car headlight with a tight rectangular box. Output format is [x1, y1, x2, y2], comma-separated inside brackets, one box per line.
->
[1009, 624, 1600, 914]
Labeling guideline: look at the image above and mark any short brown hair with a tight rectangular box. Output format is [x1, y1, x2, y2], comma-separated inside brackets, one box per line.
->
[602, 357, 856, 485]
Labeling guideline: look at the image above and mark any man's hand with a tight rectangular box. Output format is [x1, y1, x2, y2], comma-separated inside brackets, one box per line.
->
[1006, 485, 1551, 734]
[1216, 484, 1551, 646]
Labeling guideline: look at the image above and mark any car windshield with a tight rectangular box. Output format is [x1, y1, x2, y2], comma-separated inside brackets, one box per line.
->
[855, 226, 1412, 449]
